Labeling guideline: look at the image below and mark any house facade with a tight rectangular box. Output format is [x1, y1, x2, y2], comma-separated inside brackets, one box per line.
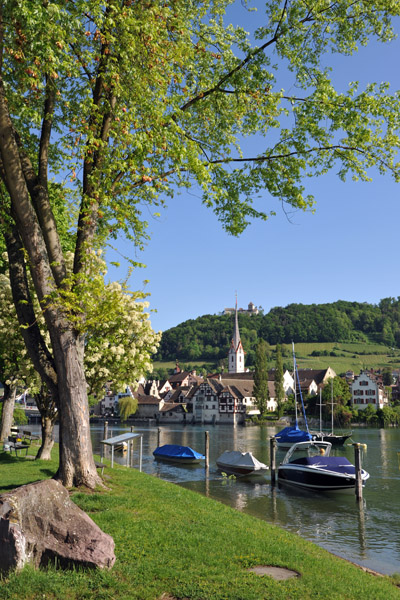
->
[186, 378, 255, 425]
[351, 370, 389, 410]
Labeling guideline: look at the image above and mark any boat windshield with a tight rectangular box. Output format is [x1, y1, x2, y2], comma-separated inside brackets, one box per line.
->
[282, 441, 332, 465]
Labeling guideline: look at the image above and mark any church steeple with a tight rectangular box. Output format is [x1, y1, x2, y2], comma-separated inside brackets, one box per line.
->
[228, 295, 245, 373]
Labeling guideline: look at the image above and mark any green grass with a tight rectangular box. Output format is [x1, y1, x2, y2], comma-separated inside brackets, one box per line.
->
[155, 342, 400, 375]
[1, 449, 399, 599]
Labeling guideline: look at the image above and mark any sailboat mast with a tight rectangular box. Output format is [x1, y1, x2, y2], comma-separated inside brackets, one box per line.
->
[319, 388, 323, 435]
[292, 342, 298, 426]
[331, 378, 334, 434]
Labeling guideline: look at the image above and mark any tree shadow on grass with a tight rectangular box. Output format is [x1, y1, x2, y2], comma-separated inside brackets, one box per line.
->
[40, 469, 57, 478]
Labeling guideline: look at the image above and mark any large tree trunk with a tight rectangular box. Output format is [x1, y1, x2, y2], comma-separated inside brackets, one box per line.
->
[51, 326, 100, 488]
[35, 415, 55, 460]
[0, 384, 16, 442]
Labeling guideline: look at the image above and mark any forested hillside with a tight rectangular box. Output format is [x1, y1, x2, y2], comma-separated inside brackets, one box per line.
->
[155, 298, 400, 365]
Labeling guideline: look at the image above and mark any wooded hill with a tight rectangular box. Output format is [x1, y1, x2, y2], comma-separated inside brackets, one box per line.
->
[155, 299, 400, 366]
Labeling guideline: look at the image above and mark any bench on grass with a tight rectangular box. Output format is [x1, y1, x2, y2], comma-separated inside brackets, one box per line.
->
[8, 440, 30, 456]
[94, 461, 107, 476]
[22, 430, 41, 444]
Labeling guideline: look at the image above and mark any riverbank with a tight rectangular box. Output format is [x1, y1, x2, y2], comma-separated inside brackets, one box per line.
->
[0, 449, 399, 599]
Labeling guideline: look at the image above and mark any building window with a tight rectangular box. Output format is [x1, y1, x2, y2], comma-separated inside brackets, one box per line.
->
[359, 381, 369, 386]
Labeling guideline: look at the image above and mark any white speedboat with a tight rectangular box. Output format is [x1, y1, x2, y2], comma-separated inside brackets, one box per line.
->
[278, 441, 369, 493]
[216, 450, 269, 477]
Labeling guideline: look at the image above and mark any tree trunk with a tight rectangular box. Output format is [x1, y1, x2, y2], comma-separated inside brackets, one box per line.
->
[0, 384, 16, 442]
[51, 326, 101, 488]
[35, 415, 55, 460]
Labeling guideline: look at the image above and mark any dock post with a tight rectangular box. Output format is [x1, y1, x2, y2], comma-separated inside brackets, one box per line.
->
[270, 437, 276, 485]
[354, 443, 363, 501]
[101, 420, 109, 463]
[205, 430, 209, 470]
[157, 427, 161, 448]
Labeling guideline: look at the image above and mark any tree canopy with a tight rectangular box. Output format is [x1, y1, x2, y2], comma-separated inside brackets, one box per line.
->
[156, 299, 400, 362]
[1, 0, 400, 487]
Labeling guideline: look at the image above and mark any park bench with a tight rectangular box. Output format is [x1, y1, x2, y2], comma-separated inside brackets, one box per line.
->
[94, 461, 107, 476]
[22, 430, 41, 444]
[7, 437, 30, 456]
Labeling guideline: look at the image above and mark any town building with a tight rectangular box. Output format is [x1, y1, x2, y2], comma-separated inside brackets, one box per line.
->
[228, 300, 245, 374]
[351, 370, 389, 410]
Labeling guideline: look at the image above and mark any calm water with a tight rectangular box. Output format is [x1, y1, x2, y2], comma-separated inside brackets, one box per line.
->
[89, 423, 400, 575]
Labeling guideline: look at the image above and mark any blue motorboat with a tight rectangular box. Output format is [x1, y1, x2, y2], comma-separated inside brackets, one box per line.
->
[153, 444, 205, 464]
[275, 343, 313, 449]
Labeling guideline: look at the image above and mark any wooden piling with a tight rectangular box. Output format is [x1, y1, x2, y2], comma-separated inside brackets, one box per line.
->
[157, 427, 161, 448]
[101, 420, 109, 462]
[354, 443, 363, 501]
[205, 430, 209, 470]
[270, 437, 276, 485]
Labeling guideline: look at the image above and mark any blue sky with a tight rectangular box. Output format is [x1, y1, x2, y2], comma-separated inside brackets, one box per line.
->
[107, 4, 400, 334]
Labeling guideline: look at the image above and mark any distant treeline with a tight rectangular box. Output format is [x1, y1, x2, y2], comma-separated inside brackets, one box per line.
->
[155, 298, 400, 365]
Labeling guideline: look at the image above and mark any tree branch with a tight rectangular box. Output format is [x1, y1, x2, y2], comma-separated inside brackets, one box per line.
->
[4, 225, 58, 398]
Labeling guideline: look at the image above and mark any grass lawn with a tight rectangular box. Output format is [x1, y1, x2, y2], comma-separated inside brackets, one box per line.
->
[0, 449, 399, 600]
[155, 342, 400, 376]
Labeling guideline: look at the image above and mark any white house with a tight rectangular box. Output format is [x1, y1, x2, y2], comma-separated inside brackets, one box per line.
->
[351, 370, 389, 410]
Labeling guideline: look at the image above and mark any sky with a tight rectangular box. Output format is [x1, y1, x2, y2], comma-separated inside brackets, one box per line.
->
[106, 3, 400, 334]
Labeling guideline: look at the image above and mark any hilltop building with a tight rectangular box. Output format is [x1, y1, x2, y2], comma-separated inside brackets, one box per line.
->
[223, 301, 259, 316]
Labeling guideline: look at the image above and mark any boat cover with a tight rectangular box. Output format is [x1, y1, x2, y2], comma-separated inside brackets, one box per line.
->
[153, 444, 205, 460]
[216, 450, 268, 471]
[275, 425, 313, 444]
[289, 455, 356, 474]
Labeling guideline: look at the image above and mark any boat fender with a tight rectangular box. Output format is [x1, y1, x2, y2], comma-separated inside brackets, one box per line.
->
[361, 444, 367, 450]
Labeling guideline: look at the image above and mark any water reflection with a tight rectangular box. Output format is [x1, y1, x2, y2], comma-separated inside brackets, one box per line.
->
[29, 421, 393, 575]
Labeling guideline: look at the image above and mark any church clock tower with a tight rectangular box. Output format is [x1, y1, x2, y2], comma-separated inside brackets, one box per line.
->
[228, 297, 245, 373]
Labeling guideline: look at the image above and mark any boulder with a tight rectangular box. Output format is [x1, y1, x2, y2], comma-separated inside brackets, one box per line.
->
[0, 479, 115, 574]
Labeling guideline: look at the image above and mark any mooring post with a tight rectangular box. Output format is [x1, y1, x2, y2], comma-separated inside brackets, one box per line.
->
[354, 443, 363, 501]
[101, 420, 109, 463]
[157, 427, 161, 448]
[270, 436, 276, 485]
[205, 430, 209, 470]
[129, 426, 134, 467]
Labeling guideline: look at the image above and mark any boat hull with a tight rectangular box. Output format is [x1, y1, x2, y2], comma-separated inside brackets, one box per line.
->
[311, 432, 353, 446]
[215, 461, 267, 476]
[154, 455, 202, 464]
[278, 464, 369, 492]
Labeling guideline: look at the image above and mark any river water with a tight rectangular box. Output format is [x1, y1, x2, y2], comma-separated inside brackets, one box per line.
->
[88, 422, 400, 575]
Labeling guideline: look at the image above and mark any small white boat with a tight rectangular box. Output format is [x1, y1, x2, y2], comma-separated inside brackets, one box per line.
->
[278, 441, 369, 493]
[216, 450, 269, 477]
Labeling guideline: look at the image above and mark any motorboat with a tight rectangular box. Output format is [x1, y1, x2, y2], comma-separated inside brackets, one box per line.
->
[153, 444, 205, 464]
[278, 441, 369, 492]
[216, 450, 269, 477]
[275, 343, 313, 449]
